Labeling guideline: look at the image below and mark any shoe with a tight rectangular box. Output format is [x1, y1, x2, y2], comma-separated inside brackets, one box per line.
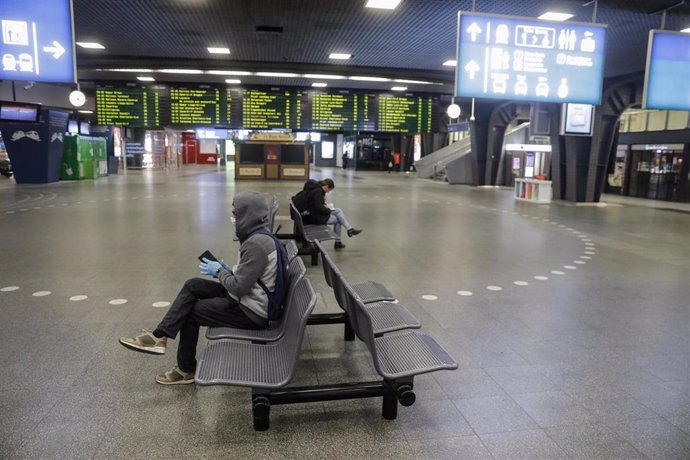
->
[347, 228, 362, 238]
[155, 366, 195, 385]
[119, 329, 167, 355]
[334, 241, 346, 250]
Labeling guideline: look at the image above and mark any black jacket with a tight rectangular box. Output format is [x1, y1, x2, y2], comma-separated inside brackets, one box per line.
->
[293, 179, 331, 225]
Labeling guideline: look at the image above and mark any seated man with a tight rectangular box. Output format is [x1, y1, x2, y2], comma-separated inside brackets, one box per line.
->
[119, 191, 284, 385]
[293, 178, 362, 250]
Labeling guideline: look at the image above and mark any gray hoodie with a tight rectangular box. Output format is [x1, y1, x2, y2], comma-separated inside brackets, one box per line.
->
[217, 191, 278, 326]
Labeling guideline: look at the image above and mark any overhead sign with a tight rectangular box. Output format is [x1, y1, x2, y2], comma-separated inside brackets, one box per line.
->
[455, 12, 607, 104]
[1, 0, 76, 83]
[642, 30, 690, 111]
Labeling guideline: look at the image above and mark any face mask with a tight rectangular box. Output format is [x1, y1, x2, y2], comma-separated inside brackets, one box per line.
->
[231, 215, 236, 226]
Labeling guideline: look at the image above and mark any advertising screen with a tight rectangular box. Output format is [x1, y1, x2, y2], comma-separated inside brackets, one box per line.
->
[455, 12, 607, 104]
[643, 30, 690, 111]
[0, 0, 76, 83]
[560, 103, 594, 136]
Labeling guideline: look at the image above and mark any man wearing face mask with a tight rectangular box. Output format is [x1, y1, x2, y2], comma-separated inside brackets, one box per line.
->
[292, 178, 362, 250]
[119, 191, 283, 385]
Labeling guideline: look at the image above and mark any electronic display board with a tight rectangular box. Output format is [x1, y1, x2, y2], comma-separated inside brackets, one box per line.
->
[377, 95, 433, 133]
[240, 89, 302, 129]
[455, 12, 606, 104]
[96, 85, 160, 126]
[170, 85, 226, 125]
[309, 92, 376, 131]
[1, 0, 76, 83]
[643, 30, 690, 111]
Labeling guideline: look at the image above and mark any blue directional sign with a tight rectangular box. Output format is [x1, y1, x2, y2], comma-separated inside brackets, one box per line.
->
[1, 0, 76, 83]
[455, 12, 607, 105]
[643, 30, 690, 111]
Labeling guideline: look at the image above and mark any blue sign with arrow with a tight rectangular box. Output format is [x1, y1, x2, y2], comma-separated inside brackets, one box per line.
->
[1, 0, 76, 83]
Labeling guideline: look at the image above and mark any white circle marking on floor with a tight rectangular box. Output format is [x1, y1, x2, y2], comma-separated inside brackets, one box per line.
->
[152, 301, 171, 308]
[457, 291, 473, 296]
[534, 276, 549, 281]
[580, 256, 592, 260]
[574, 260, 586, 265]
[487, 285, 503, 291]
[32, 291, 51, 297]
[70, 295, 88, 301]
[514, 281, 529, 286]
[552, 270, 565, 275]
[422, 294, 438, 301]
[109, 298, 128, 305]
[585, 251, 596, 255]
[1, 286, 20, 292]
[564, 265, 577, 270]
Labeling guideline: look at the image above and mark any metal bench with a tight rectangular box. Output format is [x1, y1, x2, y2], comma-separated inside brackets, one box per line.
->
[314, 240, 421, 337]
[205, 255, 307, 343]
[288, 198, 336, 266]
[195, 276, 317, 430]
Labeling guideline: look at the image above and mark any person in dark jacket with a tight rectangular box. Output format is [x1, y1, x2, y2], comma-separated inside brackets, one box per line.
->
[293, 178, 362, 250]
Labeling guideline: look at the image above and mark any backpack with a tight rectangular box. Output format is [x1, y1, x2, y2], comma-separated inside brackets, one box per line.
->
[249, 228, 290, 321]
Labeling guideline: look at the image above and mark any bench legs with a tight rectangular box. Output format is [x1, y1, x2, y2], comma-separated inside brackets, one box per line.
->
[306, 312, 356, 341]
[252, 394, 271, 431]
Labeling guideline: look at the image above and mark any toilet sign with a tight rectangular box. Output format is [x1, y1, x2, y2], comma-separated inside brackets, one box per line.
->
[1, 0, 76, 83]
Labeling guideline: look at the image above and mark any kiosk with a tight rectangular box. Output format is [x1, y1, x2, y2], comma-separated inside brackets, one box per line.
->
[235, 132, 309, 180]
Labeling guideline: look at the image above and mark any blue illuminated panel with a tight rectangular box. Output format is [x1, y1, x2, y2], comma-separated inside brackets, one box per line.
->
[455, 12, 606, 104]
[0, 0, 75, 83]
[643, 31, 690, 111]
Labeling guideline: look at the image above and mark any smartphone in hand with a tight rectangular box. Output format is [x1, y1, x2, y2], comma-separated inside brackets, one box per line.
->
[198, 250, 218, 262]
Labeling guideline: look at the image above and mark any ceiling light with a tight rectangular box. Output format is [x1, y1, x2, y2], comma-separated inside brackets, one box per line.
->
[158, 69, 204, 74]
[350, 76, 390, 82]
[391, 86, 407, 91]
[207, 70, 252, 75]
[329, 53, 352, 60]
[304, 73, 346, 80]
[76, 42, 105, 49]
[106, 68, 154, 72]
[394, 78, 432, 85]
[365, 0, 402, 10]
[538, 12, 574, 21]
[225, 79, 241, 84]
[78, 110, 94, 114]
[208, 47, 231, 54]
[681, 28, 690, 33]
[255, 72, 300, 77]
[442, 60, 457, 67]
[312, 82, 328, 87]
[137, 76, 155, 82]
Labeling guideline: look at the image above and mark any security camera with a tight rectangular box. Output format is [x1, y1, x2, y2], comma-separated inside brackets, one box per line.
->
[23, 81, 35, 90]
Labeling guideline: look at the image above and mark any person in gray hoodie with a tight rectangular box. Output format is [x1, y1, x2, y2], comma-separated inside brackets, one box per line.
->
[119, 191, 281, 385]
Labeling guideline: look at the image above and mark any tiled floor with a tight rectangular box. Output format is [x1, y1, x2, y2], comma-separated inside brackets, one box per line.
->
[1, 165, 689, 459]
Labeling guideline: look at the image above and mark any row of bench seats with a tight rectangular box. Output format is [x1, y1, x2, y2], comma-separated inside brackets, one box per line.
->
[195, 234, 457, 431]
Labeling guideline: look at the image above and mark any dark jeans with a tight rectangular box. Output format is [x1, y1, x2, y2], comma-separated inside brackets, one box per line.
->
[156, 277, 259, 372]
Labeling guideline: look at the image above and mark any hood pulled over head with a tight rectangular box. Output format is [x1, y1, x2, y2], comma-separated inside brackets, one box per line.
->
[232, 191, 269, 241]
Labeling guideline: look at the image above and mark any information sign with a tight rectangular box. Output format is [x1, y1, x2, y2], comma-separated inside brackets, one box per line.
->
[170, 85, 225, 125]
[1, 0, 76, 83]
[455, 12, 606, 104]
[377, 95, 433, 132]
[240, 89, 302, 129]
[643, 30, 690, 111]
[96, 86, 160, 126]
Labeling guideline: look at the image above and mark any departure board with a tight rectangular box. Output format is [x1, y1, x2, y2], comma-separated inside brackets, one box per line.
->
[170, 85, 225, 125]
[309, 93, 376, 131]
[377, 95, 433, 133]
[96, 86, 160, 126]
[240, 89, 302, 129]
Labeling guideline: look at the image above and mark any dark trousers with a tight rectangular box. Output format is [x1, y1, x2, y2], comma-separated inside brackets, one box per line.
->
[156, 278, 259, 372]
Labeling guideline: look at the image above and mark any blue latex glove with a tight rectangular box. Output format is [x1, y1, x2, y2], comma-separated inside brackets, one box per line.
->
[220, 259, 231, 271]
[199, 258, 222, 277]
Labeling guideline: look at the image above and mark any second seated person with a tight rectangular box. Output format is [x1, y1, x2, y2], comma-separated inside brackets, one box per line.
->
[293, 178, 362, 250]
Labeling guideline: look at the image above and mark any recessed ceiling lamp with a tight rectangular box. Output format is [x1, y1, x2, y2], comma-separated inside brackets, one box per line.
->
[78, 110, 94, 114]
[350, 76, 390, 82]
[312, 82, 328, 87]
[391, 86, 407, 91]
[207, 70, 252, 75]
[538, 12, 573, 21]
[225, 79, 241, 84]
[158, 69, 204, 74]
[106, 68, 154, 72]
[442, 60, 457, 67]
[137, 76, 155, 81]
[208, 47, 231, 54]
[394, 78, 431, 85]
[255, 72, 300, 77]
[329, 53, 352, 60]
[365, 0, 402, 10]
[304, 74, 346, 79]
[76, 42, 105, 49]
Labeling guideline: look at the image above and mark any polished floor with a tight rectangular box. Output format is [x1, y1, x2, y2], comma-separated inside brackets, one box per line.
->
[1, 165, 689, 459]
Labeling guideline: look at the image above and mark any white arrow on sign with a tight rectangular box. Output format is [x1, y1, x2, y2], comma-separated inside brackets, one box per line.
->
[467, 22, 482, 41]
[43, 41, 66, 59]
[464, 60, 480, 79]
